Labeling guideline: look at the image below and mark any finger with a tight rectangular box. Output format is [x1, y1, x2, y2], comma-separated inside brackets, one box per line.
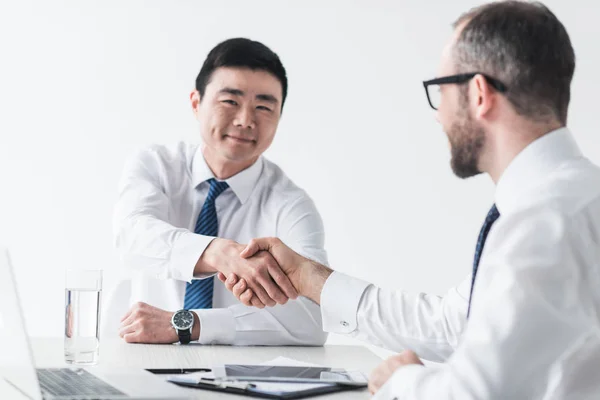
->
[123, 332, 138, 343]
[241, 289, 265, 309]
[120, 312, 137, 328]
[217, 272, 227, 283]
[240, 288, 253, 306]
[267, 263, 298, 300]
[368, 371, 384, 395]
[231, 283, 265, 310]
[240, 289, 265, 309]
[404, 350, 418, 360]
[240, 238, 272, 259]
[121, 301, 146, 323]
[232, 279, 247, 298]
[245, 271, 276, 306]
[250, 295, 266, 309]
[225, 274, 238, 291]
[250, 281, 276, 307]
[118, 322, 137, 338]
[120, 307, 133, 323]
[399, 350, 422, 365]
[257, 269, 287, 305]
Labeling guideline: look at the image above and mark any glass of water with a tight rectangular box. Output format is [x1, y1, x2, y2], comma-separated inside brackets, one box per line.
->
[64, 269, 102, 365]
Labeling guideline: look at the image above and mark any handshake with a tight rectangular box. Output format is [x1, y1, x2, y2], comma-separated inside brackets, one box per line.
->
[205, 237, 331, 308]
[119, 237, 331, 344]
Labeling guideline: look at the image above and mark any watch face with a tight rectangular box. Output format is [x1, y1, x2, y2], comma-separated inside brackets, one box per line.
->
[172, 310, 193, 330]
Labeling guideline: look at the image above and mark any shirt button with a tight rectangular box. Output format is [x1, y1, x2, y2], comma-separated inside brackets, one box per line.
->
[340, 321, 349, 327]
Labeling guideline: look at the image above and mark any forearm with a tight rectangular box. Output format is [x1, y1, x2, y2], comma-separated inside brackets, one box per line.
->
[192, 298, 328, 346]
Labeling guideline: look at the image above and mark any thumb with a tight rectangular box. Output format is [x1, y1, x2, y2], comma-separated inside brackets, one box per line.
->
[399, 349, 423, 365]
[240, 238, 272, 259]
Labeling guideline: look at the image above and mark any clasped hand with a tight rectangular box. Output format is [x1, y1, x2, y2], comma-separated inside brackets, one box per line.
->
[217, 237, 308, 307]
[208, 238, 302, 308]
[119, 237, 301, 343]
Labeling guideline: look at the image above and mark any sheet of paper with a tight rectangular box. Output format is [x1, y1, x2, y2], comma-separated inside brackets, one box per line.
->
[167, 376, 335, 393]
[249, 358, 334, 392]
[167, 356, 323, 384]
[167, 370, 214, 384]
[249, 381, 335, 393]
[259, 356, 321, 368]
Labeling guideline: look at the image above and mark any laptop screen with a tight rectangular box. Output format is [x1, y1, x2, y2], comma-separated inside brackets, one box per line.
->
[0, 248, 42, 400]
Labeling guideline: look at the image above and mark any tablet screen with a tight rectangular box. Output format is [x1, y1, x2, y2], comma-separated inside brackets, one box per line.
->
[214, 365, 368, 385]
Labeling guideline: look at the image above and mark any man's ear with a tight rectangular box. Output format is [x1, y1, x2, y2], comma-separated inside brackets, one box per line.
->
[471, 74, 495, 120]
[190, 90, 202, 116]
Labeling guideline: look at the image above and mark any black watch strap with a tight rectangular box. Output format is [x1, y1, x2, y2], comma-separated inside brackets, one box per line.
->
[178, 328, 191, 344]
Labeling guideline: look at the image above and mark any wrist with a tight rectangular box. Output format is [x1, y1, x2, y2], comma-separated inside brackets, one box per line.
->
[197, 238, 239, 274]
[169, 312, 179, 343]
[297, 260, 332, 304]
[191, 311, 200, 341]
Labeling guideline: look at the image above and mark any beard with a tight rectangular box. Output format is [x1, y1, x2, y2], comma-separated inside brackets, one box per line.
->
[446, 93, 486, 179]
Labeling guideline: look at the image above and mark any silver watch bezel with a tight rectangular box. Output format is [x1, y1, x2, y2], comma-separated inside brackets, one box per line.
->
[171, 309, 194, 331]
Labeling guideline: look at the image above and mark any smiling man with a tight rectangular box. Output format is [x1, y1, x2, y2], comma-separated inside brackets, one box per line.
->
[112, 38, 328, 346]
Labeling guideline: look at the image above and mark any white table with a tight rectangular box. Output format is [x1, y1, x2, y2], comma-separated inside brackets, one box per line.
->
[28, 338, 383, 399]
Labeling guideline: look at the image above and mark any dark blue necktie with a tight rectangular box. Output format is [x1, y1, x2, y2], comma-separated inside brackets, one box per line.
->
[467, 204, 500, 318]
[183, 178, 229, 310]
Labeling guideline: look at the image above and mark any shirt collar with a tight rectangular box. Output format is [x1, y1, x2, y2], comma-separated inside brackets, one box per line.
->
[191, 146, 264, 205]
[495, 127, 582, 215]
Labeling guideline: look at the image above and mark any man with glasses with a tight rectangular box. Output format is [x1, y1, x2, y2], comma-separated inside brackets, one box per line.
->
[219, 1, 600, 398]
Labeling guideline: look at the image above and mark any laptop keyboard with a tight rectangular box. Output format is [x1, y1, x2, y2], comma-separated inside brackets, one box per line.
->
[37, 368, 127, 398]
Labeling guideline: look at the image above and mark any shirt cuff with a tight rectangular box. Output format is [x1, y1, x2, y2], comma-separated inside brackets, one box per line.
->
[320, 271, 371, 334]
[373, 364, 427, 399]
[170, 232, 216, 282]
[193, 308, 236, 344]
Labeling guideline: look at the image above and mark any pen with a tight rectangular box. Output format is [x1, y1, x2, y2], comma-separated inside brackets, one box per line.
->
[146, 368, 212, 374]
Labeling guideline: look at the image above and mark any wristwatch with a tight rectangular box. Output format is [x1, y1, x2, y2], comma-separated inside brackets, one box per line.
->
[171, 309, 194, 344]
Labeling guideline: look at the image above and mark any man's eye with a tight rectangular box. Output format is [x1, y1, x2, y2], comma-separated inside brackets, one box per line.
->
[222, 100, 238, 106]
[257, 106, 272, 112]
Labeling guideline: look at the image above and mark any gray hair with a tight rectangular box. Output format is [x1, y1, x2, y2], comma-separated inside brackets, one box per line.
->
[453, 1, 575, 124]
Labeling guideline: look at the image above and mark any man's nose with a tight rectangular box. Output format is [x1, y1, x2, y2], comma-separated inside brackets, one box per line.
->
[233, 106, 256, 130]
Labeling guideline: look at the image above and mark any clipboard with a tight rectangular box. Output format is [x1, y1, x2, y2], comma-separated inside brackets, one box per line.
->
[167, 378, 366, 399]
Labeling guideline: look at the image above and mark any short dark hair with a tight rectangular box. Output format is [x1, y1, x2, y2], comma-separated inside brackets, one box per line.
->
[453, 1, 575, 124]
[195, 38, 288, 110]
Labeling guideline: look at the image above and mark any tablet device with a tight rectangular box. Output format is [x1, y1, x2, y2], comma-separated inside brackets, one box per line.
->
[212, 365, 368, 385]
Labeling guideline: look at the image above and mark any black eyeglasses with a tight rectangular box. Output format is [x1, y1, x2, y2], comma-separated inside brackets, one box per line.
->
[422, 73, 508, 110]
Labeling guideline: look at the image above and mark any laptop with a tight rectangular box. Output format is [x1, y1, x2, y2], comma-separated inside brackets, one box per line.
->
[0, 248, 193, 400]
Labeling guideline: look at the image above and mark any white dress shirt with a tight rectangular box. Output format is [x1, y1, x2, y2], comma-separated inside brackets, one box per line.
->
[113, 142, 329, 345]
[321, 128, 600, 399]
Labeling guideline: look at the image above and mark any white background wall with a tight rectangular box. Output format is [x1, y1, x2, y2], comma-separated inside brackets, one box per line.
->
[1, 0, 599, 353]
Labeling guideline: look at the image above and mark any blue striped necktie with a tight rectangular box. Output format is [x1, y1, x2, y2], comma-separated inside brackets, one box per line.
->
[467, 204, 500, 318]
[183, 178, 229, 310]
